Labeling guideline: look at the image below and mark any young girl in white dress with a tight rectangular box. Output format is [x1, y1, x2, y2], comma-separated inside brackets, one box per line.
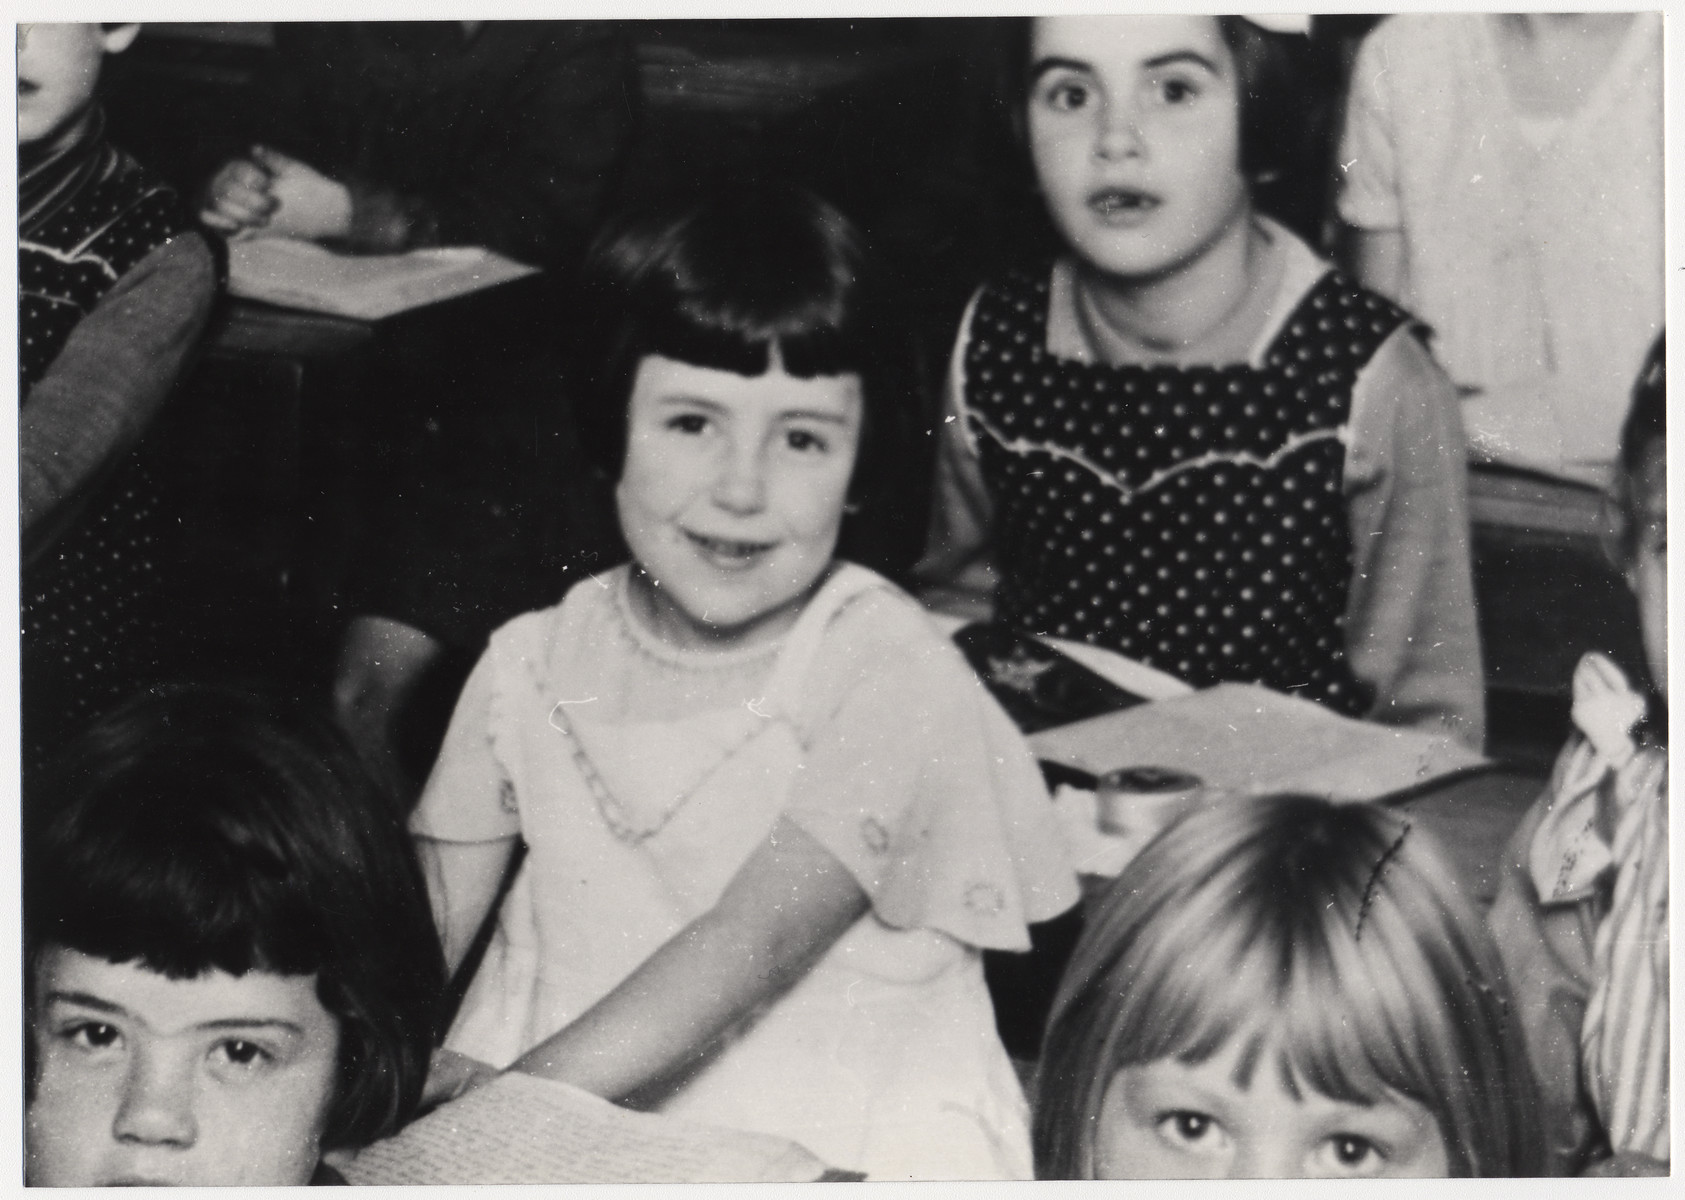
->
[410, 184, 1079, 1181]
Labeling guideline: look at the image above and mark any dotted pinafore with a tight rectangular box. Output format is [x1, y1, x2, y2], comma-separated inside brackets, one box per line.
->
[19, 140, 195, 763]
[962, 268, 1413, 716]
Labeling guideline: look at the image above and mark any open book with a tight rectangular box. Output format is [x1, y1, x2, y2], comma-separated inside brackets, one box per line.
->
[337, 1071, 860, 1185]
[227, 237, 539, 320]
[1031, 682, 1488, 804]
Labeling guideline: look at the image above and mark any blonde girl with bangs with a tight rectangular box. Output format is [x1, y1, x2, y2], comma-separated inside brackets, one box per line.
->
[1034, 794, 1545, 1178]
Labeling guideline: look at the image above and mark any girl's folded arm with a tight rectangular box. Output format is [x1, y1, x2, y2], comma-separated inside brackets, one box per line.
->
[508, 815, 868, 1102]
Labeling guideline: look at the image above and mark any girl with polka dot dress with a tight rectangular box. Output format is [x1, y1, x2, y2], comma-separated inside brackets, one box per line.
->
[19, 24, 218, 765]
[411, 187, 1077, 1180]
[920, 15, 1483, 748]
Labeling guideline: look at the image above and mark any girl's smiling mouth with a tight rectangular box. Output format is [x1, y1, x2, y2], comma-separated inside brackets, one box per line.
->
[1088, 187, 1160, 224]
[684, 530, 777, 568]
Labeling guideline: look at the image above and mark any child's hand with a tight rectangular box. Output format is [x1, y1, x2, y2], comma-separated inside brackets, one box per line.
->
[422, 1046, 500, 1110]
[1571, 652, 1645, 768]
[199, 152, 279, 235]
[247, 146, 354, 244]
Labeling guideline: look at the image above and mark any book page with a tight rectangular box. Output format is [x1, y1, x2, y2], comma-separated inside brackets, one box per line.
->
[227, 238, 539, 320]
[337, 1071, 849, 1185]
[1030, 682, 1488, 804]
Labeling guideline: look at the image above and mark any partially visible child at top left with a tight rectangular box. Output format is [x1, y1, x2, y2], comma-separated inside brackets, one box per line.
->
[18, 23, 220, 764]
[410, 184, 1079, 1181]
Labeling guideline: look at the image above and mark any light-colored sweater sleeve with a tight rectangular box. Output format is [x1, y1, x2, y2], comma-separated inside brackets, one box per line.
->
[912, 294, 999, 622]
[20, 233, 217, 537]
[1335, 20, 1403, 233]
[1343, 324, 1485, 749]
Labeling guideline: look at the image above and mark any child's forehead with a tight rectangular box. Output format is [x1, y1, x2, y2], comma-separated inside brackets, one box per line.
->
[35, 945, 330, 1033]
[1031, 14, 1227, 70]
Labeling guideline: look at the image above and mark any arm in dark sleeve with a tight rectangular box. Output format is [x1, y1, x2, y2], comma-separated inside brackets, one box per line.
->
[20, 233, 218, 539]
[343, 24, 634, 265]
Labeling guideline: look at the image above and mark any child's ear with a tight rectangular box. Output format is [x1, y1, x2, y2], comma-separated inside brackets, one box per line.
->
[98, 24, 140, 55]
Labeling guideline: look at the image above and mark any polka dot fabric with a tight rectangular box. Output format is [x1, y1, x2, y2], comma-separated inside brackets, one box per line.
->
[20, 143, 186, 388]
[18, 143, 194, 763]
[963, 269, 1413, 717]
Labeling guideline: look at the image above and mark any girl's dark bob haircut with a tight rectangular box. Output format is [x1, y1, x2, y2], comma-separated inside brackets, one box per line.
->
[1033, 793, 1546, 1179]
[23, 684, 445, 1153]
[571, 182, 923, 573]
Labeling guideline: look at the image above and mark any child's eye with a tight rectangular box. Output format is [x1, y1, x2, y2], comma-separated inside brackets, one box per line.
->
[1151, 75, 1202, 106]
[1039, 78, 1091, 113]
[666, 413, 710, 435]
[1156, 1109, 1223, 1152]
[60, 1021, 122, 1054]
[1317, 1133, 1384, 1174]
[784, 429, 828, 453]
[211, 1039, 274, 1072]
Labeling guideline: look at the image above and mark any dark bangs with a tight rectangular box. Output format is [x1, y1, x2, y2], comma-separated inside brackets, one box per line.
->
[650, 202, 872, 382]
[27, 746, 341, 981]
[574, 182, 883, 477]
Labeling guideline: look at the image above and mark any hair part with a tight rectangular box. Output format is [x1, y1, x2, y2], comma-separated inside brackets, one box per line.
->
[24, 684, 446, 1152]
[1032, 794, 1544, 1178]
[570, 182, 924, 575]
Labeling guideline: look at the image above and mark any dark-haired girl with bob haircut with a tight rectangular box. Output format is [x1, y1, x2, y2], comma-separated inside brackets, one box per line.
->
[23, 683, 445, 1186]
[917, 15, 1484, 750]
[1034, 793, 1546, 1179]
[412, 182, 1078, 1180]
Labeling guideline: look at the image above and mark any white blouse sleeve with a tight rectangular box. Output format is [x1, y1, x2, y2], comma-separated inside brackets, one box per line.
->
[781, 593, 1079, 950]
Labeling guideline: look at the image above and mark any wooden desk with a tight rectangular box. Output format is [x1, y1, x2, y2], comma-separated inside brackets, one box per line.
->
[160, 272, 554, 684]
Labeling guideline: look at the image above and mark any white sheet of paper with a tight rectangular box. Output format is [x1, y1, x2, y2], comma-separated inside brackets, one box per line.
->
[337, 1071, 844, 1185]
[1030, 682, 1487, 803]
[227, 237, 539, 320]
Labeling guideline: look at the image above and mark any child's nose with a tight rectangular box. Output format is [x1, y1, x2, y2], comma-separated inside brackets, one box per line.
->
[113, 1051, 197, 1149]
[712, 443, 767, 514]
[1228, 1137, 1297, 1180]
[1095, 100, 1146, 161]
